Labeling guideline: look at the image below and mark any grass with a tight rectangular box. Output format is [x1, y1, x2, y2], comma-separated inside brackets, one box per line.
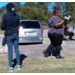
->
[44, 36, 48, 38]
[0, 54, 75, 73]
[0, 30, 4, 34]
[43, 28, 49, 30]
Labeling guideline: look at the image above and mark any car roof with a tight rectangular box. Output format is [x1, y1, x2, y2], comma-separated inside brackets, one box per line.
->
[20, 20, 39, 22]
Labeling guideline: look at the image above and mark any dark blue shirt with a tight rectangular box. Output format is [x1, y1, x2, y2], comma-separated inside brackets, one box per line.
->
[1, 11, 20, 36]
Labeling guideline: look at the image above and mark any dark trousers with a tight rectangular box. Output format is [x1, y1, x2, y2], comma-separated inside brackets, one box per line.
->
[64, 31, 74, 39]
[46, 33, 63, 56]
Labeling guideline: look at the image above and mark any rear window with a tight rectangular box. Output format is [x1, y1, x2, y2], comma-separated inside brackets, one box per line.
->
[19, 21, 41, 28]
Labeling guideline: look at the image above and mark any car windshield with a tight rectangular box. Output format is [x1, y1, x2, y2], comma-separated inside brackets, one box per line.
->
[19, 21, 40, 28]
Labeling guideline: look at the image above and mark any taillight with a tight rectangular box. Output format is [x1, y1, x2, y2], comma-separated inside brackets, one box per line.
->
[41, 29, 43, 35]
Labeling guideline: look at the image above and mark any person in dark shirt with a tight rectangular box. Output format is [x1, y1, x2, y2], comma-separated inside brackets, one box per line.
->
[64, 20, 74, 40]
[1, 3, 20, 72]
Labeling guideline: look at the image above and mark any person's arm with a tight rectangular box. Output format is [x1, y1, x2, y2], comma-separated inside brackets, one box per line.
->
[66, 24, 69, 26]
[1, 15, 6, 30]
[66, 29, 69, 32]
[54, 19, 65, 27]
[66, 24, 71, 28]
[65, 27, 69, 32]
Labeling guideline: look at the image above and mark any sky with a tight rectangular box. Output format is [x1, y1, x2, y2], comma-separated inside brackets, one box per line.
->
[0, 2, 54, 8]
[0, 2, 54, 12]
[0, 2, 25, 7]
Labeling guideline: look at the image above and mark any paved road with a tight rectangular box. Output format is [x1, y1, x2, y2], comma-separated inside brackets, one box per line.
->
[0, 37, 75, 57]
[13, 38, 75, 58]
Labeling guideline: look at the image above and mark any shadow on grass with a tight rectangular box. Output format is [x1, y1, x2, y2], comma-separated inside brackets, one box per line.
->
[12, 54, 27, 68]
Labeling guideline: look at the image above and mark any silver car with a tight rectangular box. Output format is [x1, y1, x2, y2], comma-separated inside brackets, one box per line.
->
[19, 20, 43, 43]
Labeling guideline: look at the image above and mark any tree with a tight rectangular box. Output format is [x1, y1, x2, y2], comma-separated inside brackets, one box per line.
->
[14, 2, 22, 12]
[20, 6, 37, 19]
[23, 2, 36, 8]
[19, 6, 48, 23]
[37, 8, 48, 23]
[64, 2, 75, 22]
[54, 2, 66, 16]
[37, 2, 48, 15]
[0, 8, 2, 13]
[55, 2, 65, 9]
[47, 11, 52, 18]
[0, 6, 6, 14]
[45, 2, 53, 12]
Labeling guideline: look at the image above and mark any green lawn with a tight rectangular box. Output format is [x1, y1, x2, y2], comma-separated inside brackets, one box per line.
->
[0, 30, 4, 34]
[0, 54, 75, 73]
[43, 28, 49, 30]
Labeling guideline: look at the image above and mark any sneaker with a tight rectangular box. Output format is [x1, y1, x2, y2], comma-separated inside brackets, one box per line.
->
[17, 65, 21, 70]
[56, 56, 64, 59]
[5, 67, 13, 72]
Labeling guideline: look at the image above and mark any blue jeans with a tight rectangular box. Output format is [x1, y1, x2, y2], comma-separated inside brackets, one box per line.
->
[7, 34, 20, 67]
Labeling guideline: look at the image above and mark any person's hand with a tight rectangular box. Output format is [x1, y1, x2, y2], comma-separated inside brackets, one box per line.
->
[64, 15, 71, 21]
[64, 17, 70, 21]
[69, 26, 71, 28]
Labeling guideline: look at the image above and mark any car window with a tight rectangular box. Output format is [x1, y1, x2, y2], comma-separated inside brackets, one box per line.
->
[19, 21, 41, 28]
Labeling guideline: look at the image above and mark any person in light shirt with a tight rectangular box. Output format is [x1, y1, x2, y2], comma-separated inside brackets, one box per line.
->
[64, 20, 74, 40]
